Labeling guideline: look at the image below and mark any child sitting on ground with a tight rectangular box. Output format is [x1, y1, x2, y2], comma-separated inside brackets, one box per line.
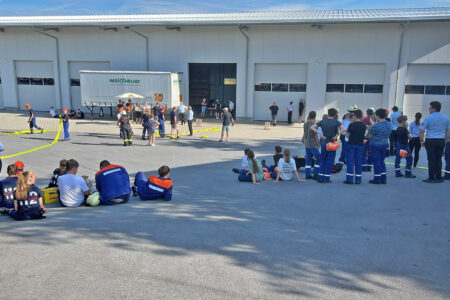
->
[0, 164, 19, 210]
[2, 171, 46, 221]
[395, 116, 416, 178]
[233, 148, 250, 174]
[238, 150, 265, 184]
[273, 149, 304, 182]
[48, 159, 67, 188]
[262, 146, 283, 172]
[133, 165, 173, 201]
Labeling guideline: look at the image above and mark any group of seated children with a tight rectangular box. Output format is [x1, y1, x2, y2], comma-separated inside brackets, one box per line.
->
[0, 159, 173, 221]
[233, 147, 304, 184]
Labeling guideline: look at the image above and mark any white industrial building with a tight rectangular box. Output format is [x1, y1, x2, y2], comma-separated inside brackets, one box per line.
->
[0, 7, 449, 120]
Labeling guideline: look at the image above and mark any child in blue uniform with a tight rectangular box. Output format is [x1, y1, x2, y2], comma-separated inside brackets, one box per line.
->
[133, 165, 173, 201]
[262, 146, 283, 173]
[0, 164, 19, 210]
[142, 108, 150, 140]
[302, 111, 320, 179]
[408, 112, 423, 168]
[95, 160, 131, 205]
[311, 108, 346, 183]
[233, 148, 250, 174]
[344, 109, 367, 184]
[25, 104, 44, 134]
[7, 171, 45, 221]
[395, 116, 416, 178]
[48, 159, 67, 188]
[368, 109, 392, 184]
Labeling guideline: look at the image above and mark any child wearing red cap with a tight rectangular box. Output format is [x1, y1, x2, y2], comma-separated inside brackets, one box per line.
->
[25, 104, 44, 134]
[62, 108, 70, 141]
[14, 161, 24, 175]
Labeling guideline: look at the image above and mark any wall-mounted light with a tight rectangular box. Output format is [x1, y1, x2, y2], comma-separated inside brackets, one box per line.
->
[101, 27, 118, 32]
[311, 24, 323, 29]
[165, 26, 180, 31]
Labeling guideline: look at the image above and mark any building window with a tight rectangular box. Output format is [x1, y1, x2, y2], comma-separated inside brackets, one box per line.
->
[70, 79, 81, 87]
[326, 84, 344, 93]
[345, 84, 363, 93]
[447, 86, 450, 95]
[405, 85, 425, 94]
[0, 77, 2, 84]
[425, 85, 446, 95]
[289, 84, 306, 92]
[17, 77, 31, 85]
[272, 83, 288, 92]
[43, 78, 55, 86]
[364, 84, 383, 94]
[254, 83, 271, 92]
[30, 78, 43, 85]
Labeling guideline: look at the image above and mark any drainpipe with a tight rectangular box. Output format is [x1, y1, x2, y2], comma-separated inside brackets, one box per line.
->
[239, 25, 249, 119]
[394, 21, 409, 108]
[125, 26, 150, 71]
[32, 27, 63, 109]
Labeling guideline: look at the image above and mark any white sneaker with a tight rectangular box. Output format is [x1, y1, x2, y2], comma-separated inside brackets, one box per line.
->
[226, 139, 229, 142]
[151, 144, 155, 147]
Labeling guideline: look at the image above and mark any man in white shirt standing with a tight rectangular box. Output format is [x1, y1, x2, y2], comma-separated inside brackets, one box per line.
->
[228, 100, 235, 118]
[177, 101, 188, 125]
[57, 159, 92, 207]
[286, 101, 294, 124]
[186, 106, 194, 136]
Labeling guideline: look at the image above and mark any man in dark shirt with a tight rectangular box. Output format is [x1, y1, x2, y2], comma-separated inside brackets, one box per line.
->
[220, 108, 234, 142]
[170, 107, 180, 139]
[311, 108, 346, 183]
[269, 102, 279, 126]
[344, 109, 367, 184]
[395, 116, 416, 178]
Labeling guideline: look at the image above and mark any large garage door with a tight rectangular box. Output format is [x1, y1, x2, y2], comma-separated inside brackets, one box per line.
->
[69, 61, 110, 110]
[253, 63, 307, 121]
[16, 60, 55, 111]
[325, 63, 385, 115]
[404, 64, 450, 118]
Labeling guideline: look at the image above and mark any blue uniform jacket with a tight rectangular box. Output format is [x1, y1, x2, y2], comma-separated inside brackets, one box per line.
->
[138, 175, 173, 201]
[95, 165, 131, 203]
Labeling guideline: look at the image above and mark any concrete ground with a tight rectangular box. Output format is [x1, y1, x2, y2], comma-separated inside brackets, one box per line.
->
[0, 112, 449, 299]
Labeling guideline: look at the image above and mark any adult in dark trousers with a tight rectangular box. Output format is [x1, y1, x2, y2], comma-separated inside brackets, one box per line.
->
[25, 104, 44, 134]
[368, 109, 392, 184]
[187, 106, 194, 136]
[388, 106, 402, 156]
[420, 101, 450, 183]
[158, 107, 166, 137]
[286, 101, 294, 124]
[269, 102, 279, 126]
[142, 108, 150, 140]
[311, 108, 346, 183]
[408, 112, 423, 168]
[62, 108, 70, 141]
[118, 111, 132, 146]
[178, 101, 187, 125]
[170, 107, 180, 140]
[298, 98, 306, 123]
[444, 141, 450, 180]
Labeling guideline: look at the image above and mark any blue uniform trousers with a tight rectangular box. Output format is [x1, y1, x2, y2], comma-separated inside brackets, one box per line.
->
[63, 122, 70, 140]
[159, 118, 165, 137]
[346, 144, 364, 183]
[305, 148, 320, 177]
[395, 143, 412, 176]
[371, 144, 387, 183]
[318, 143, 336, 182]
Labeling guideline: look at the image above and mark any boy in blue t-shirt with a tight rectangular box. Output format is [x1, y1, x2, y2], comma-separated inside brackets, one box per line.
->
[133, 165, 173, 201]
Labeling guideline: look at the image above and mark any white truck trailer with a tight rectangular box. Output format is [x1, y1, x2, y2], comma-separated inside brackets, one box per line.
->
[80, 70, 184, 118]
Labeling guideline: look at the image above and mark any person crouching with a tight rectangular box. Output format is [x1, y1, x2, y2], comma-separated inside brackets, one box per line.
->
[95, 160, 131, 205]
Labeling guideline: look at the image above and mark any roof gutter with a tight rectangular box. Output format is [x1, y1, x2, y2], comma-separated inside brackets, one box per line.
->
[32, 26, 63, 109]
[239, 25, 249, 119]
[125, 26, 150, 71]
